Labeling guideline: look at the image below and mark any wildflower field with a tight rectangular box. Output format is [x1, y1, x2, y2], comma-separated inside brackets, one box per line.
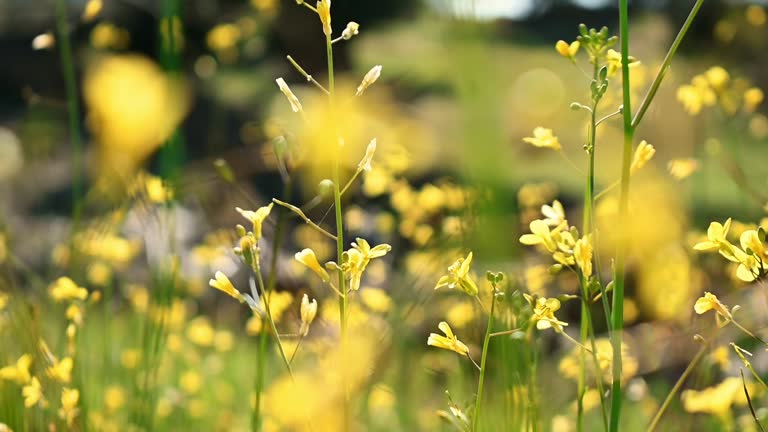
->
[2, 0, 768, 430]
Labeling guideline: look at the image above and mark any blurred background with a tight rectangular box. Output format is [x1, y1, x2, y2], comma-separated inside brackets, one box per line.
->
[1, 0, 768, 430]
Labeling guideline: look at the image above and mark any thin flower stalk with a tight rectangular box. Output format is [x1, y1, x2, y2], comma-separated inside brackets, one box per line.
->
[473, 290, 496, 431]
[612, 3, 705, 430]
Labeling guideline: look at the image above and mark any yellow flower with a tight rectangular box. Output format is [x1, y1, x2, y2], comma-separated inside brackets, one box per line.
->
[668, 158, 699, 180]
[605, 49, 640, 77]
[694, 292, 732, 322]
[574, 235, 593, 278]
[736, 230, 766, 281]
[345, 238, 391, 292]
[682, 377, 753, 417]
[693, 218, 745, 263]
[427, 321, 469, 356]
[275, 78, 303, 113]
[523, 127, 561, 151]
[299, 294, 318, 336]
[555, 40, 580, 58]
[49, 277, 88, 303]
[360, 288, 393, 313]
[317, 0, 332, 36]
[677, 75, 716, 115]
[0, 354, 32, 384]
[58, 387, 79, 426]
[46, 357, 73, 383]
[744, 87, 764, 113]
[295, 248, 330, 282]
[22, 377, 43, 408]
[104, 385, 125, 412]
[520, 219, 561, 253]
[434, 252, 479, 297]
[209, 271, 245, 303]
[525, 294, 568, 332]
[541, 200, 566, 226]
[81, 0, 102, 22]
[630, 140, 655, 174]
[356, 65, 382, 96]
[236, 203, 273, 241]
[704, 66, 730, 91]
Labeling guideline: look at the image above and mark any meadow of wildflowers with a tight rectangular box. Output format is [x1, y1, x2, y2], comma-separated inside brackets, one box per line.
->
[1, 0, 768, 431]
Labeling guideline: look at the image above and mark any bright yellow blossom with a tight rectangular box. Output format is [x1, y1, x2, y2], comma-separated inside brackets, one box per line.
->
[434, 252, 479, 296]
[555, 40, 580, 58]
[677, 75, 716, 115]
[209, 271, 245, 303]
[520, 219, 562, 253]
[525, 294, 568, 332]
[236, 203, 273, 241]
[49, 277, 88, 303]
[317, 0, 331, 36]
[345, 238, 391, 292]
[523, 127, 561, 151]
[694, 292, 733, 324]
[295, 248, 330, 282]
[427, 321, 469, 356]
[541, 200, 566, 226]
[682, 377, 754, 418]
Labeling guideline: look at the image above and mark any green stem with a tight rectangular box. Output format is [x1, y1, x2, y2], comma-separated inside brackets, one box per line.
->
[646, 343, 708, 432]
[252, 320, 269, 432]
[473, 292, 496, 431]
[631, 0, 706, 129]
[325, 24, 350, 432]
[255, 268, 294, 378]
[611, 2, 633, 430]
[55, 0, 84, 237]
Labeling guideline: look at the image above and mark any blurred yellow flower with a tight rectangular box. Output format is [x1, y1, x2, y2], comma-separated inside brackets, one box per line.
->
[81, 0, 102, 22]
[360, 288, 392, 313]
[677, 75, 716, 115]
[46, 356, 73, 383]
[427, 321, 469, 356]
[90, 22, 131, 50]
[667, 158, 699, 180]
[574, 235, 593, 278]
[523, 127, 561, 151]
[84, 54, 189, 179]
[704, 66, 730, 91]
[186, 317, 215, 347]
[0, 354, 32, 385]
[743, 87, 764, 112]
[630, 140, 655, 174]
[605, 49, 640, 77]
[682, 377, 755, 417]
[104, 385, 126, 412]
[434, 252, 479, 297]
[58, 387, 79, 426]
[49, 277, 88, 303]
[207, 23, 241, 52]
[22, 377, 43, 408]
